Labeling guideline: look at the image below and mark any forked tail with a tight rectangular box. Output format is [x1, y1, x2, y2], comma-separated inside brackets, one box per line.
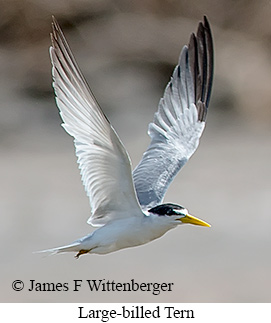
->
[34, 241, 81, 256]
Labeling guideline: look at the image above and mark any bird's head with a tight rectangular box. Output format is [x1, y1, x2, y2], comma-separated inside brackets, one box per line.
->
[148, 203, 211, 227]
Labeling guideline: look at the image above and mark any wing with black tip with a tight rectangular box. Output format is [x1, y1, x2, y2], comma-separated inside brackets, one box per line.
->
[133, 17, 214, 209]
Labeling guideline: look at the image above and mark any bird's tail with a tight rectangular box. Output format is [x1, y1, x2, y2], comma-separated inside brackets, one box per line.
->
[34, 241, 81, 257]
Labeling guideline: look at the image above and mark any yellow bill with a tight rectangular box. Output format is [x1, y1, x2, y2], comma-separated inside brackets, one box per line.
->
[179, 214, 211, 227]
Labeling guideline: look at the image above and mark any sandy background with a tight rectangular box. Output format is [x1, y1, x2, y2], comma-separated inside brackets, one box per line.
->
[1, 0, 271, 302]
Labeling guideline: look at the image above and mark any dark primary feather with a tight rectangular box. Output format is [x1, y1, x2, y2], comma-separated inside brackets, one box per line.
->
[191, 16, 214, 121]
[133, 17, 214, 209]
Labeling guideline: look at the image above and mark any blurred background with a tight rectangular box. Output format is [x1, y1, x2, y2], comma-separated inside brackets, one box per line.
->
[1, 0, 271, 302]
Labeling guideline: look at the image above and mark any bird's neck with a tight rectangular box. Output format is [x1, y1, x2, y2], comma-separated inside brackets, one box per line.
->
[144, 214, 177, 239]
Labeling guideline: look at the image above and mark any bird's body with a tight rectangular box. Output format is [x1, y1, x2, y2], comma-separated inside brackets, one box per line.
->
[64, 214, 174, 256]
[41, 16, 214, 258]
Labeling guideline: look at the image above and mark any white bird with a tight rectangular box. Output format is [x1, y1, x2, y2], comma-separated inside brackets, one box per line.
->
[42, 16, 214, 258]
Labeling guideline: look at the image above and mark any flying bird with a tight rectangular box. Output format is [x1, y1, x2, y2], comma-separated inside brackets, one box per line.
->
[42, 16, 214, 258]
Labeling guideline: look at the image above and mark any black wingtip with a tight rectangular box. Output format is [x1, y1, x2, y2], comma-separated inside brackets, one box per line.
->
[203, 16, 211, 31]
[203, 17, 214, 109]
[187, 16, 214, 121]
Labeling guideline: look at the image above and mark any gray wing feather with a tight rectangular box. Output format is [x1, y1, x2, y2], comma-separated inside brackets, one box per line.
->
[133, 17, 214, 209]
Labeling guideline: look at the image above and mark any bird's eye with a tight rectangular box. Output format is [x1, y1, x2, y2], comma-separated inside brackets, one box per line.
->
[148, 204, 187, 216]
[173, 208, 188, 216]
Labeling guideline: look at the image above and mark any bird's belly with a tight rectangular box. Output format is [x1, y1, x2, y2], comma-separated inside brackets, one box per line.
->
[90, 217, 171, 254]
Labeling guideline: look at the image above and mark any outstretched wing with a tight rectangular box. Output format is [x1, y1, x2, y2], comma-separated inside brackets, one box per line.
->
[50, 17, 141, 226]
[133, 17, 214, 209]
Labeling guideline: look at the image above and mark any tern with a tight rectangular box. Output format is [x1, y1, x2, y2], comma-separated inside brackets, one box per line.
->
[42, 16, 214, 258]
